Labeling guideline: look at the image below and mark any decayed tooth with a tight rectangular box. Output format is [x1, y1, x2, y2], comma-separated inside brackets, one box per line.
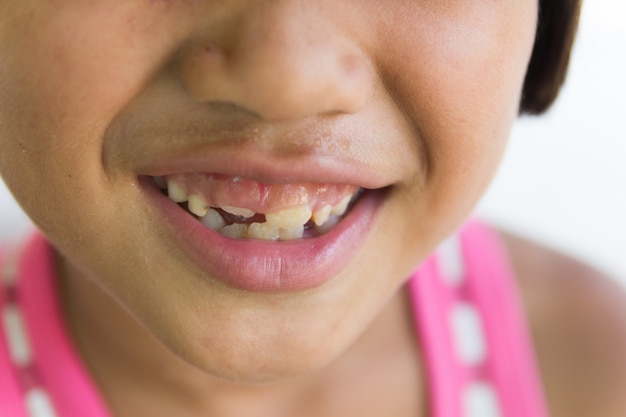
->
[311, 205, 332, 227]
[188, 194, 209, 217]
[248, 222, 280, 241]
[221, 206, 256, 218]
[220, 223, 248, 239]
[202, 208, 226, 231]
[279, 226, 304, 241]
[265, 206, 313, 229]
[331, 195, 351, 216]
[167, 179, 188, 203]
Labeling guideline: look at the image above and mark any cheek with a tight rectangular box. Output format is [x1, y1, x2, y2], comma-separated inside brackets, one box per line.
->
[379, 3, 537, 217]
[0, 3, 172, 236]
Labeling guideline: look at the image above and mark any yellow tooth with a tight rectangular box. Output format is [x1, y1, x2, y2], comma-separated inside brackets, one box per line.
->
[202, 208, 226, 231]
[248, 222, 280, 241]
[167, 179, 187, 203]
[265, 206, 312, 229]
[220, 224, 248, 239]
[279, 226, 304, 241]
[331, 195, 351, 216]
[312, 205, 332, 226]
[188, 194, 209, 217]
[222, 206, 256, 218]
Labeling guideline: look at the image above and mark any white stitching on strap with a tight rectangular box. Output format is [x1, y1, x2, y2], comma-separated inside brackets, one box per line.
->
[437, 231, 503, 417]
[463, 382, 502, 417]
[436, 234, 465, 287]
[25, 389, 58, 417]
[450, 302, 488, 367]
[2, 305, 33, 367]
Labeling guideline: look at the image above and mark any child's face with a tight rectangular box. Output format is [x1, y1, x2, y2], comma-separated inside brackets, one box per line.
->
[0, 1, 537, 380]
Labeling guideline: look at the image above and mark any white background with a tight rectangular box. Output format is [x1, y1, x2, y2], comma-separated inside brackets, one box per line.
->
[1, 1, 626, 280]
[475, 0, 626, 280]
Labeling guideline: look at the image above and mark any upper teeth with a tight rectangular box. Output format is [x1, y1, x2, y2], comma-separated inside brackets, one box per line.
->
[331, 195, 351, 216]
[188, 194, 209, 217]
[265, 206, 312, 229]
[160, 177, 360, 241]
[167, 179, 188, 203]
[311, 205, 332, 226]
[222, 206, 255, 218]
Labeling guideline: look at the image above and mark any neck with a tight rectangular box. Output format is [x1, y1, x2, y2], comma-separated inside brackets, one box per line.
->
[58, 256, 425, 417]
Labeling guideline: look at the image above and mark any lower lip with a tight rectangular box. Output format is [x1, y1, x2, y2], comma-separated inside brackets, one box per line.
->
[140, 178, 386, 293]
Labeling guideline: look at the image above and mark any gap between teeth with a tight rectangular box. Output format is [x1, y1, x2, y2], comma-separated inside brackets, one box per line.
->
[163, 178, 357, 240]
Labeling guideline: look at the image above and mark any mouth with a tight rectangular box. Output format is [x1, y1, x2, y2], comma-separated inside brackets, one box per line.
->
[154, 173, 363, 241]
[141, 172, 386, 293]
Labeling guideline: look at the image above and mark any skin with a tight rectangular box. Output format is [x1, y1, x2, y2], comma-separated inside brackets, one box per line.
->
[4, 1, 626, 417]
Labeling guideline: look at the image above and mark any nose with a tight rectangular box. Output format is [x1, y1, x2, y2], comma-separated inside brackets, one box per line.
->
[179, 2, 373, 121]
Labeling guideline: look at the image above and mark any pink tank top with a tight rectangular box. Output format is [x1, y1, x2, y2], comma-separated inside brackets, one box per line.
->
[0, 221, 549, 417]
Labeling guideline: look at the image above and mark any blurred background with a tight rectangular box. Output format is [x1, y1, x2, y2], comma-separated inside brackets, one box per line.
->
[1, 1, 625, 280]
[476, 0, 626, 280]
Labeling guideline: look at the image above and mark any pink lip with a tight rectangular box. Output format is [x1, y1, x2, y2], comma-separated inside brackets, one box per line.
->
[134, 145, 391, 190]
[140, 177, 386, 293]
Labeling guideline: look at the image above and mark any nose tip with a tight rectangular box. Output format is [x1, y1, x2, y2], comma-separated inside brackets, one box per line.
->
[178, 10, 372, 121]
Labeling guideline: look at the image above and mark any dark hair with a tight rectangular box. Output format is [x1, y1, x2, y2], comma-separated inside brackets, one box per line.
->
[520, 0, 583, 114]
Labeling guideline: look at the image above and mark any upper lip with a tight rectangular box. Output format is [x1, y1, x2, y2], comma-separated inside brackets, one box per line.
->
[136, 144, 388, 189]
[109, 117, 393, 190]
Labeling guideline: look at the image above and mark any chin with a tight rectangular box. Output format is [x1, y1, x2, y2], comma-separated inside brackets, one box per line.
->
[188, 343, 340, 385]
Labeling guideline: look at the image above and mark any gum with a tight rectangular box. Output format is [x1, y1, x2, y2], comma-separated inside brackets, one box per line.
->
[165, 173, 359, 214]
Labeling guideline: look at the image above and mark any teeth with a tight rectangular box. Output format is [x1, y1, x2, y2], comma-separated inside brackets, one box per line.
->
[248, 222, 280, 241]
[265, 206, 312, 229]
[279, 226, 304, 241]
[221, 206, 255, 218]
[161, 174, 362, 241]
[331, 195, 351, 216]
[312, 205, 332, 226]
[167, 179, 188, 203]
[220, 223, 248, 239]
[316, 214, 340, 234]
[202, 208, 226, 231]
[188, 194, 209, 217]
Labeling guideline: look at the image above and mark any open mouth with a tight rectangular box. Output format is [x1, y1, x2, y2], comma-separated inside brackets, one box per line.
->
[141, 171, 385, 291]
[153, 174, 364, 241]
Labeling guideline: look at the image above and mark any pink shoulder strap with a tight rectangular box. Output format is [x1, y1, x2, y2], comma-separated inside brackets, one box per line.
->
[409, 221, 549, 417]
[2, 223, 548, 417]
[0, 233, 111, 417]
[0, 240, 29, 417]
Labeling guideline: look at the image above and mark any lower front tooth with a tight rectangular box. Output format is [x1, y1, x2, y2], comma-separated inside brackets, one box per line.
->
[279, 226, 304, 241]
[202, 208, 226, 231]
[220, 223, 248, 239]
[248, 222, 280, 240]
